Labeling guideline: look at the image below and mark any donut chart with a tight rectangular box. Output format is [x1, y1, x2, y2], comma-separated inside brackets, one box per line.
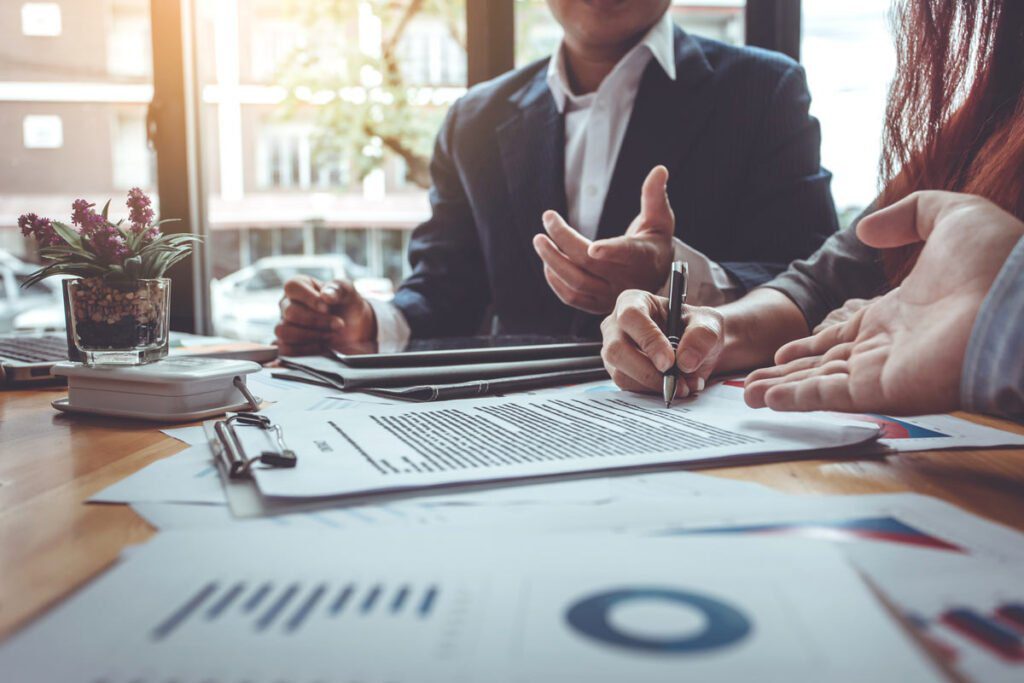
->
[565, 587, 752, 654]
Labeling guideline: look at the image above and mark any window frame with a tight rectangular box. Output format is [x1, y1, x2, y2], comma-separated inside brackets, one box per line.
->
[149, 0, 801, 333]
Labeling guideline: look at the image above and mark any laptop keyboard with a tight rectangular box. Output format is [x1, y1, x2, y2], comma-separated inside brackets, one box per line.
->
[0, 335, 69, 363]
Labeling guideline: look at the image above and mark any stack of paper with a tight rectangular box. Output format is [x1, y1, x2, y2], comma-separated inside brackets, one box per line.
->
[68, 375, 1024, 683]
[0, 533, 945, 682]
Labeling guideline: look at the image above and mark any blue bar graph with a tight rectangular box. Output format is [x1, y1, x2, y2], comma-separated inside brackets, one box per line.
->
[150, 580, 442, 640]
[152, 582, 219, 641]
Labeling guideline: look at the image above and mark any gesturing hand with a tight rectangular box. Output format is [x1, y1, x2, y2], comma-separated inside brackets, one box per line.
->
[275, 276, 377, 356]
[533, 165, 675, 314]
[744, 191, 1024, 415]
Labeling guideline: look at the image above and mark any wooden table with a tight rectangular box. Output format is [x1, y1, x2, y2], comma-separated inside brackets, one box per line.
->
[3, 383, 1024, 642]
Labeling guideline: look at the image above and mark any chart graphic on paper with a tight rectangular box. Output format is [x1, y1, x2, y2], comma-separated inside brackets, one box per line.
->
[905, 602, 1024, 683]
[564, 587, 752, 653]
[666, 516, 963, 552]
[152, 580, 442, 641]
[844, 414, 949, 439]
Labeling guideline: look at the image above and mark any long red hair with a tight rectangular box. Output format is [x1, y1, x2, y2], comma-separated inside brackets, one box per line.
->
[879, 0, 1024, 278]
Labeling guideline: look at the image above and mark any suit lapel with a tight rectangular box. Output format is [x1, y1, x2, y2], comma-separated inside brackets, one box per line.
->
[497, 70, 567, 282]
[596, 27, 715, 241]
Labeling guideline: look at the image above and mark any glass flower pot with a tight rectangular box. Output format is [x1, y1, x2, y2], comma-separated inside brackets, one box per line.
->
[65, 277, 170, 365]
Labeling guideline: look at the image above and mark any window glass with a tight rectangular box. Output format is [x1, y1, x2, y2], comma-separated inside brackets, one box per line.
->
[0, 0, 157, 332]
[802, 0, 896, 226]
[195, 0, 465, 341]
[515, 0, 746, 67]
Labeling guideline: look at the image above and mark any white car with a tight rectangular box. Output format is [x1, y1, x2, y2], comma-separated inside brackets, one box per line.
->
[210, 255, 394, 341]
[0, 252, 67, 333]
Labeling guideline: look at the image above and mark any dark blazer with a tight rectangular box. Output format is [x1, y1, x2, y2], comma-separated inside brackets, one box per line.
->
[391, 25, 839, 339]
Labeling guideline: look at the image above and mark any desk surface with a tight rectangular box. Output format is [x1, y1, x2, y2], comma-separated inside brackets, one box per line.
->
[2, 384, 1024, 641]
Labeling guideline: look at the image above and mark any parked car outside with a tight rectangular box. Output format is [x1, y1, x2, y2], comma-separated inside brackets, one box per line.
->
[0, 251, 67, 333]
[210, 255, 395, 341]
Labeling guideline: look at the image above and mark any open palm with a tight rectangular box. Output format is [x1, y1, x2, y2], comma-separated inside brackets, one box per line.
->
[744, 191, 1024, 415]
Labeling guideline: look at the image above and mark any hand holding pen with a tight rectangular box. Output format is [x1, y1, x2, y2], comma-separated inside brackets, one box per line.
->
[599, 270, 727, 402]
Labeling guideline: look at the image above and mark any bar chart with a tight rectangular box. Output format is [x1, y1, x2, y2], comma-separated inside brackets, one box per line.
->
[152, 580, 442, 641]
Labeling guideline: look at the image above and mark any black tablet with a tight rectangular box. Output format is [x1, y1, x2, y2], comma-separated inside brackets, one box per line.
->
[333, 335, 602, 368]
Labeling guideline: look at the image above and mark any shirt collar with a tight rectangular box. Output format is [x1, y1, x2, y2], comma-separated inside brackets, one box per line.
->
[547, 10, 676, 114]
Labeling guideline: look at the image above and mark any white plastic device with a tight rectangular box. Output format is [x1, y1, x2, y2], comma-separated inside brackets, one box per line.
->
[51, 357, 263, 422]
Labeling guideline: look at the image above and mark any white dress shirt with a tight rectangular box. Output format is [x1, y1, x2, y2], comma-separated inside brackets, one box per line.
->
[370, 11, 738, 345]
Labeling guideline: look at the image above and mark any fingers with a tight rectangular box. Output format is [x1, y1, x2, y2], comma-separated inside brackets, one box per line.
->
[601, 330, 666, 391]
[856, 190, 969, 248]
[600, 290, 673, 394]
[676, 309, 723, 373]
[281, 300, 337, 332]
[320, 279, 363, 312]
[541, 210, 592, 263]
[774, 315, 859, 365]
[586, 234, 655, 267]
[615, 291, 674, 371]
[544, 265, 607, 314]
[638, 165, 674, 236]
[762, 373, 857, 412]
[744, 358, 849, 408]
[283, 276, 327, 313]
[534, 234, 612, 299]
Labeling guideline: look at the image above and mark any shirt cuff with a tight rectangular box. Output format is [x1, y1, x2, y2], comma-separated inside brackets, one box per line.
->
[960, 236, 1024, 419]
[657, 238, 741, 305]
[367, 298, 412, 351]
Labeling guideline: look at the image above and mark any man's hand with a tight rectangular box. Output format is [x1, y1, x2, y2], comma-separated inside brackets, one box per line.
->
[533, 165, 675, 314]
[744, 191, 1024, 415]
[600, 289, 725, 398]
[275, 276, 377, 356]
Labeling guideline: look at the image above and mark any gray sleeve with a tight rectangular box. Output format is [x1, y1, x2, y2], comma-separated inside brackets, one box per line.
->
[961, 236, 1024, 420]
[758, 207, 889, 328]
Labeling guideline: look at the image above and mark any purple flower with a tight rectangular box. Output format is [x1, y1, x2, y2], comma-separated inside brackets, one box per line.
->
[18, 213, 62, 247]
[72, 199, 129, 263]
[126, 187, 156, 238]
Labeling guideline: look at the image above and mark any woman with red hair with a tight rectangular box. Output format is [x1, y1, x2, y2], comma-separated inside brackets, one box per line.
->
[600, 0, 1024, 418]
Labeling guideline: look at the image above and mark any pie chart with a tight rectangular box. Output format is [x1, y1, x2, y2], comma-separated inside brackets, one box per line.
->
[565, 587, 752, 653]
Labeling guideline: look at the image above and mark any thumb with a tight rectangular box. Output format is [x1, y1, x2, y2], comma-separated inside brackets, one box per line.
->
[638, 165, 674, 236]
[857, 190, 965, 248]
[588, 235, 650, 265]
[320, 280, 364, 315]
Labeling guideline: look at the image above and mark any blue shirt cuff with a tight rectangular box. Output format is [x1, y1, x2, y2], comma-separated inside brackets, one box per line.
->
[961, 235, 1024, 419]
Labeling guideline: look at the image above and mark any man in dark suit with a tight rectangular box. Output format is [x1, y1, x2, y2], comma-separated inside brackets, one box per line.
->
[275, 0, 838, 354]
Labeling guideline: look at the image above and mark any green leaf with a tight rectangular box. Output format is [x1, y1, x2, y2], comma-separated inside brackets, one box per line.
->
[51, 221, 83, 249]
[101, 199, 111, 221]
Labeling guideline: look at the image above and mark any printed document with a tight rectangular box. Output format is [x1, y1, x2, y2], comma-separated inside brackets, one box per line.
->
[244, 390, 880, 498]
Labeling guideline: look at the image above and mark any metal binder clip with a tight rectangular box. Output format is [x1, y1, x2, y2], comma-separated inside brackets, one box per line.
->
[213, 412, 297, 479]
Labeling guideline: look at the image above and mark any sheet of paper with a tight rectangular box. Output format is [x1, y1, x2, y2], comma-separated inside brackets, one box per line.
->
[89, 446, 226, 505]
[849, 548, 1024, 683]
[247, 390, 880, 499]
[134, 470, 782, 529]
[0, 531, 943, 683]
[705, 380, 1024, 451]
[479, 492, 1024, 564]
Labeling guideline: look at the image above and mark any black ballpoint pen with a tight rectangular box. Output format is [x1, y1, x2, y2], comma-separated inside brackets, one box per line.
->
[662, 261, 688, 408]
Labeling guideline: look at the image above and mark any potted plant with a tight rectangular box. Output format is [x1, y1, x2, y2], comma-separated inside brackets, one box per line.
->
[19, 188, 200, 365]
